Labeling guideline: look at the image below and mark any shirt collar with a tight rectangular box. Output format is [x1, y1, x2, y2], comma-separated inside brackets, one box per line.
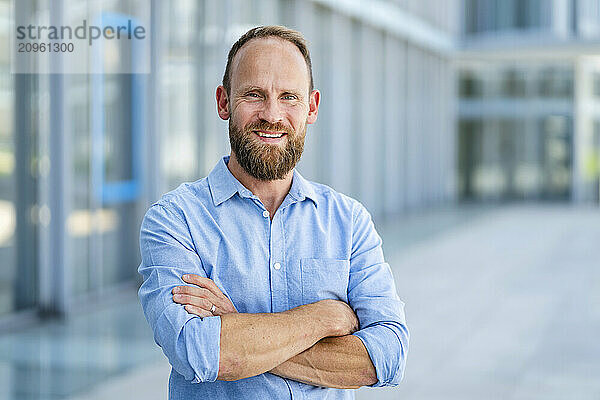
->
[207, 156, 252, 206]
[207, 155, 318, 207]
[288, 168, 319, 207]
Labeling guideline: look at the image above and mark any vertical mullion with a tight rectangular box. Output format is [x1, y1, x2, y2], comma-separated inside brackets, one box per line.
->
[14, 0, 38, 313]
[48, 0, 70, 314]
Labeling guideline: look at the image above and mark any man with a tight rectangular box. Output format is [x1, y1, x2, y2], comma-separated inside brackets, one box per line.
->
[138, 25, 408, 399]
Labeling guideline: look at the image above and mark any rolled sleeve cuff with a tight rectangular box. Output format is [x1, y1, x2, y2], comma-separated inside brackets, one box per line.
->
[353, 324, 407, 387]
[184, 315, 222, 383]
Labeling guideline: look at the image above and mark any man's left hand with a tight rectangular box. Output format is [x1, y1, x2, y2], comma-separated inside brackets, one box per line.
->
[172, 274, 238, 317]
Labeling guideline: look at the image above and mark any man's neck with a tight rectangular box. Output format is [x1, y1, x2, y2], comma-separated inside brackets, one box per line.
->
[226, 152, 293, 218]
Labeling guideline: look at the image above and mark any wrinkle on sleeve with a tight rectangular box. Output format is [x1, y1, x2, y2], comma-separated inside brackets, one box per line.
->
[348, 202, 409, 387]
[138, 203, 221, 383]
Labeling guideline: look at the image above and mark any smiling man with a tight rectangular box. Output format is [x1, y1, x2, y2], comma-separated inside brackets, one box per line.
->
[138, 26, 408, 399]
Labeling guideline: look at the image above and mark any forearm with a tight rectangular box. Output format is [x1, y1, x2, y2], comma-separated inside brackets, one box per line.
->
[218, 302, 338, 381]
[269, 335, 377, 389]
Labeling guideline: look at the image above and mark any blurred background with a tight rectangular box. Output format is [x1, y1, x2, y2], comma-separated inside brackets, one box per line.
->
[0, 0, 599, 399]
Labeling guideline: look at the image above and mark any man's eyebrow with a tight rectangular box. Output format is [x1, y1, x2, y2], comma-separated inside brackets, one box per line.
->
[237, 86, 264, 94]
[281, 90, 304, 98]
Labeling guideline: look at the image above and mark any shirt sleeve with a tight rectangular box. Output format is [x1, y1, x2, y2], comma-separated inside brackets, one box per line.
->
[138, 202, 221, 383]
[349, 202, 409, 387]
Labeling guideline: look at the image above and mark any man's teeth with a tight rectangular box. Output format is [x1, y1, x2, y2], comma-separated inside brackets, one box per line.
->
[256, 132, 284, 138]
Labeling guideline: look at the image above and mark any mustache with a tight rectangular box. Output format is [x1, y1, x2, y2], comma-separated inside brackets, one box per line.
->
[244, 121, 293, 135]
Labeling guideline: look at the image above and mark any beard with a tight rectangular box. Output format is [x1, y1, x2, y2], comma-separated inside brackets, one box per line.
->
[229, 119, 306, 181]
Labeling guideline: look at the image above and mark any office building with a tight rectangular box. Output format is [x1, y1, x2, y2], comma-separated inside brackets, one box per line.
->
[0, 0, 457, 319]
[459, 0, 600, 202]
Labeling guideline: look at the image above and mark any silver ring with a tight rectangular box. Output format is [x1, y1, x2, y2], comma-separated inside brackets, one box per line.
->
[210, 304, 216, 314]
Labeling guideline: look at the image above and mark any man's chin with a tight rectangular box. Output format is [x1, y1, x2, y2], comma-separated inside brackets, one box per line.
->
[241, 156, 296, 181]
[245, 168, 291, 181]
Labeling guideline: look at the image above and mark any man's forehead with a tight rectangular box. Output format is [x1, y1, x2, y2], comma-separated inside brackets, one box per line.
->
[230, 37, 310, 91]
[234, 36, 303, 64]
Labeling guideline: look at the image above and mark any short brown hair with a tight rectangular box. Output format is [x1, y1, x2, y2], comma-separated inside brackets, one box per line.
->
[222, 25, 314, 96]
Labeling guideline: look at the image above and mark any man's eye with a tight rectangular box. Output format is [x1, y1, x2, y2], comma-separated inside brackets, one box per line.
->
[245, 93, 260, 98]
[282, 95, 297, 100]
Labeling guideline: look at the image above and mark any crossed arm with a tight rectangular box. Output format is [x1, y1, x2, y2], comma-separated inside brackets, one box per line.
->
[172, 274, 377, 388]
[139, 202, 407, 388]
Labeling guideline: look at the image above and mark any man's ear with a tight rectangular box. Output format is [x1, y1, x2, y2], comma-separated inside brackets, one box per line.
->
[216, 85, 230, 120]
[307, 89, 320, 124]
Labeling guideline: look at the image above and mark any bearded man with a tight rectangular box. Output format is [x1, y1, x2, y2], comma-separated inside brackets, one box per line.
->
[138, 25, 408, 399]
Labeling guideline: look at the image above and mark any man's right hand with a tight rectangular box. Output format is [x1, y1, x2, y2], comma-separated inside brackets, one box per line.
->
[310, 299, 360, 337]
[172, 274, 238, 317]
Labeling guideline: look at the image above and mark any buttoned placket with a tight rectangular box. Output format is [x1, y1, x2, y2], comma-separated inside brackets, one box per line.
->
[266, 197, 305, 400]
[237, 188, 308, 399]
[266, 204, 289, 313]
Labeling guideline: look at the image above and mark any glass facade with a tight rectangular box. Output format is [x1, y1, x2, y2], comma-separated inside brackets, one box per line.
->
[60, 0, 148, 298]
[0, 0, 16, 315]
[459, 115, 572, 200]
[458, 63, 575, 200]
[0, 0, 40, 316]
[459, 0, 600, 203]
[464, 0, 600, 39]
[0, 0, 457, 319]
[464, 0, 553, 34]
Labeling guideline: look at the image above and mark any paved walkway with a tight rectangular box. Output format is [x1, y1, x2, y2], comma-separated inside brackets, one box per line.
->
[1, 205, 598, 399]
[357, 204, 600, 400]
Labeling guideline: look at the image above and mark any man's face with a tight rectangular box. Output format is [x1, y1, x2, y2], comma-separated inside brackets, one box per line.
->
[226, 37, 315, 181]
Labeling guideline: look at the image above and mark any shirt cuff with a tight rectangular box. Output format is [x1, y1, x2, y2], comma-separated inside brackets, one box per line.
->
[185, 315, 222, 383]
[353, 324, 406, 387]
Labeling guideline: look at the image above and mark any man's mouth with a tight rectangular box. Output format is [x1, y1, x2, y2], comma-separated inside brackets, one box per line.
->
[253, 130, 287, 138]
[253, 130, 288, 142]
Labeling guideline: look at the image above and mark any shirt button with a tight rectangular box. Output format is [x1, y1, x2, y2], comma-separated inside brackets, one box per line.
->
[262, 210, 270, 218]
[273, 262, 281, 270]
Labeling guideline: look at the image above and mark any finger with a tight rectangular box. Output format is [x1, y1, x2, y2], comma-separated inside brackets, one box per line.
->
[182, 274, 223, 297]
[179, 277, 235, 313]
[173, 293, 214, 309]
[172, 287, 231, 313]
[185, 305, 213, 318]
[172, 285, 212, 299]
[207, 304, 229, 316]
[172, 289, 235, 315]
[175, 280, 238, 315]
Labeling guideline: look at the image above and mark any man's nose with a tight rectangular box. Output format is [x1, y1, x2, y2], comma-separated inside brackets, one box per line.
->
[257, 97, 283, 124]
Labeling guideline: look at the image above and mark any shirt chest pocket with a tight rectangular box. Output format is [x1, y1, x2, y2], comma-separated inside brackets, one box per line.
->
[300, 258, 350, 304]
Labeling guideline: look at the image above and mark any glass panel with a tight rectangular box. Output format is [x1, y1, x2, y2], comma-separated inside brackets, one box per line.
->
[464, 0, 549, 34]
[593, 121, 600, 202]
[593, 72, 600, 99]
[0, 0, 39, 314]
[100, 73, 140, 288]
[497, 119, 519, 198]
[69, 73, 92, 295]
[541, 115, 571, 199]
[0, 0, 15, 315]
[459, 70, 484, 98]
[458, 119, 483, 199]
[64, 0, 149, 295]
[460, 115, 572, 200]
[160, 0, 198, 190]
[537, 67, 573, 98]
[501, 68, 527, 98]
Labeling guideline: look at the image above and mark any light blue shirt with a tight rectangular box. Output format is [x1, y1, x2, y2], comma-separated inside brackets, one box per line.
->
[138, 156, 408, 399]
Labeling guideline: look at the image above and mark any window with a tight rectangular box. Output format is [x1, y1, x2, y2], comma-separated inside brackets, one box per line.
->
[538, 67, 573, 98]
[459, 70, 483, 98]
[501, 68, 527, 98]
